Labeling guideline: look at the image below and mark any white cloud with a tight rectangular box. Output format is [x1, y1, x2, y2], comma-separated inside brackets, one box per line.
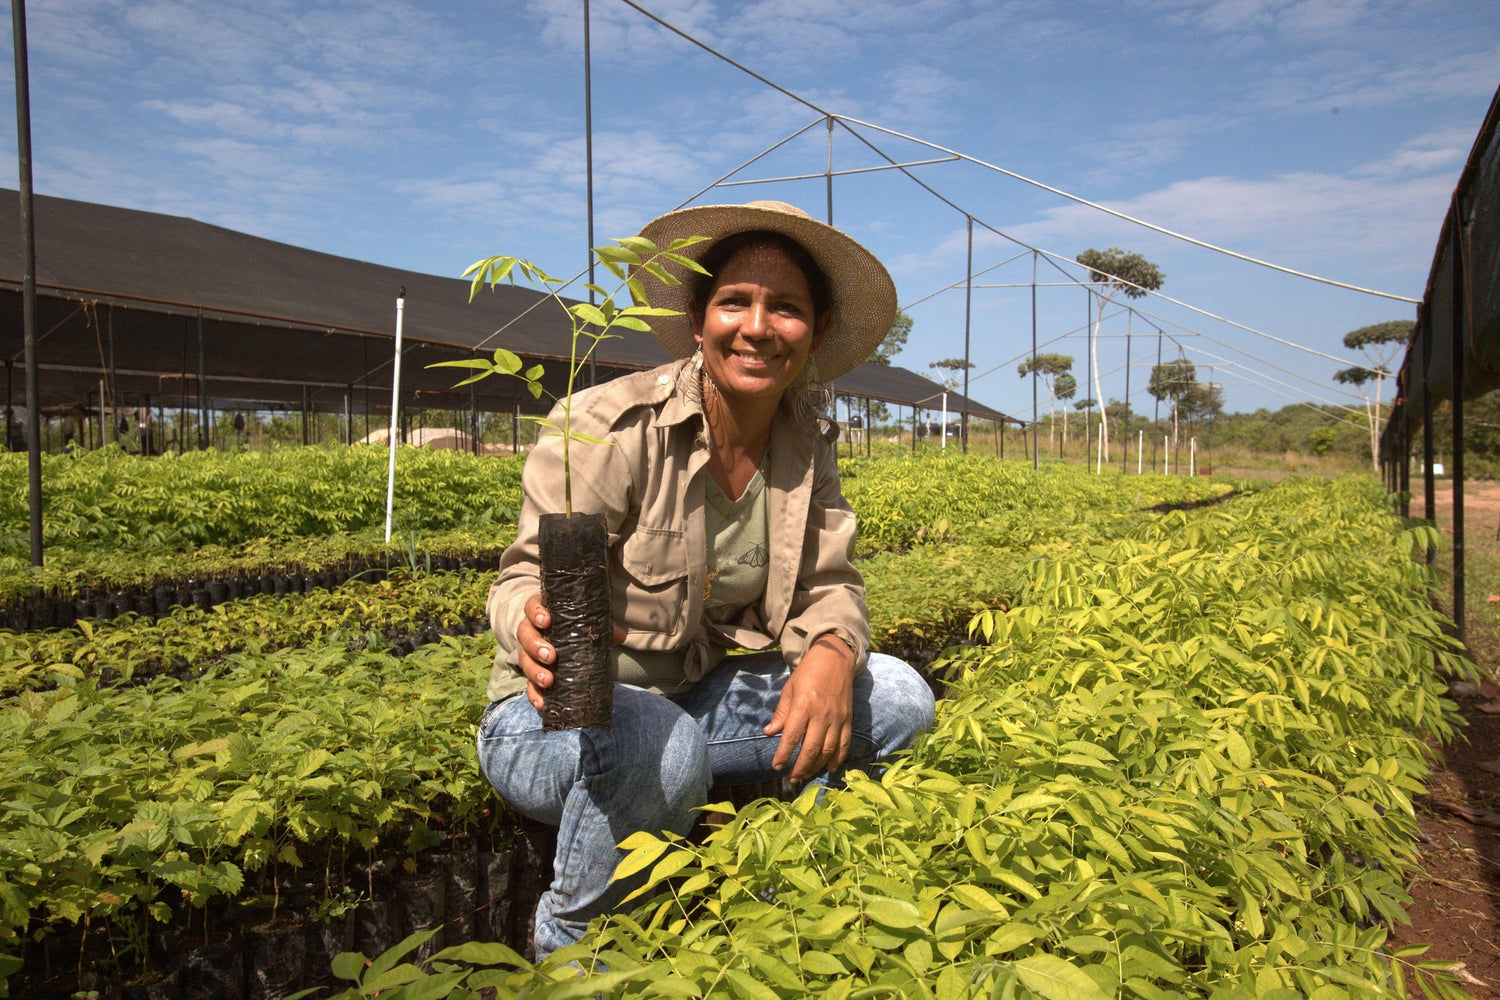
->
[1007, 164, 1451, 291]
[1353, 125, 1474, 180]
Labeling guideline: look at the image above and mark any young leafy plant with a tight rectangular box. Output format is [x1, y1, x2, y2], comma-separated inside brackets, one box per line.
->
[430, 235, 707, 516]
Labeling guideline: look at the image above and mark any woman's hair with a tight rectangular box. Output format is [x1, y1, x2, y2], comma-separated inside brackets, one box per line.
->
[686, 230, 833, 321]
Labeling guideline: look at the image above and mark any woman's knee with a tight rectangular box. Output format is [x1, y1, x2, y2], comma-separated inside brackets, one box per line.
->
[863, 653, 936, 751]
[600, 686, 711, 812]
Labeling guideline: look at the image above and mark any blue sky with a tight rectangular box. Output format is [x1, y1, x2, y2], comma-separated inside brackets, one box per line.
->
[3, 0, 1496, 421]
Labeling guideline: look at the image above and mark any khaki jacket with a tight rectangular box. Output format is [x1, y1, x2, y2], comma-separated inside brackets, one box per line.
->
[486, 359, 869, 703]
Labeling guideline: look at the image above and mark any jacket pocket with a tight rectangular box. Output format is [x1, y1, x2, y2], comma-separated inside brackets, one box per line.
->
[613, 525, 689, 638]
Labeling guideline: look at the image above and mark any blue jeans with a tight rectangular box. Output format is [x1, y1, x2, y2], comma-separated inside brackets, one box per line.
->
[475, 651, 934, 960]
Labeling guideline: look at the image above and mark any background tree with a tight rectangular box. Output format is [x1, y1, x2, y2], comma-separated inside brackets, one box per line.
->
[1017, 352, 1074, 456]
[1148, 357, 1198, 457]
[1055, 371, 1077, 450]
[1074, 397, 1096, 459]
[1333, 319, 1414, 472]
[1076, 248, 1164, 465]
[861, 308, 914, 428]
[928, 357, 974, 389]
[927, 358, 973, 445]
[1179, 379, 1223, 433]
[869, 308, 912, 366]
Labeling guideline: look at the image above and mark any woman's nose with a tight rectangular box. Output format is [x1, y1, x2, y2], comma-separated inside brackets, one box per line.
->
[741, 302, 770, 337]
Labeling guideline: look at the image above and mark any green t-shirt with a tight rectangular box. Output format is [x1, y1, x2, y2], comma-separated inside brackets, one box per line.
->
[610, 458, 770, 694]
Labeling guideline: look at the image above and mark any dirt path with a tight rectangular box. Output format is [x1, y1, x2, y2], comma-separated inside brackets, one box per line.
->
[1390, 481, 1500, 996]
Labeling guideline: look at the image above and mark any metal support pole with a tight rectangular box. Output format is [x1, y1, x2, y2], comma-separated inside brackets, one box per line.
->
[1398, 358, 1411, 519]
[197, 312, 207, 449]
[1083, 290, 1092, 467]
[1449, 196, 1467, 641]
[13, 0, 42, 564]
[1152, 328, 1163, 473]
[384, 289, 406, 543]
[962, 216, 972, 453]
[363, 337, 371, 442]
[1422, 306, 1435, 548]
[1030, 251, 1038, 469]
[179, 319, 188, 455]
[1122, 312, 1132, 474]
[107, 306, 117, 444]
[584, 0, 598, 388]
[825, 116, 835, 224]
[864, 397, 871, 458]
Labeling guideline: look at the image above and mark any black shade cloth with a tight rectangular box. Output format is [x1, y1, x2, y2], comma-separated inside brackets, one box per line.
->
[0, 188, 1017, 425]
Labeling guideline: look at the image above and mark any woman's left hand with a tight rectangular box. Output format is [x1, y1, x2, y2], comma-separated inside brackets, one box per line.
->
[764, 635, 855, 782]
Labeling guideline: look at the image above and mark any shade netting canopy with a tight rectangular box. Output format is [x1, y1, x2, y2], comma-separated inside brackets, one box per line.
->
[1383, 84, 1500, 448]
[0, 189, 1017, 426]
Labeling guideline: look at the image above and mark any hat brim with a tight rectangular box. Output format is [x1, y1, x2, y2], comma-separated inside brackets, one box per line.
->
[632, 202, 897, 383]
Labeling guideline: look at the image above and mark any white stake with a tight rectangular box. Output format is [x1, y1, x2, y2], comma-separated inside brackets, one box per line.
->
[384, 289, 406, 543]
[1137, 429, 1143, 475]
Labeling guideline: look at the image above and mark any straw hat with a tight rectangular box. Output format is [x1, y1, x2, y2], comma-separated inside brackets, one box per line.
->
[632, 201, 897, 383]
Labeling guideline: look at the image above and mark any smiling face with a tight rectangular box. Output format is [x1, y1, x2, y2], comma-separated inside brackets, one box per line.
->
[692, 242, 832, 411]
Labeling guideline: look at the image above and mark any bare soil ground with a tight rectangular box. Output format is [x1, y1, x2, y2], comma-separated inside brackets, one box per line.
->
[1388, 482, 1500, 997]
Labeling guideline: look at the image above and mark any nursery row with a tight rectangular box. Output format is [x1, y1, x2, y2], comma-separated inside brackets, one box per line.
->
[0, 447, 525, 557]
[2, 446, 1230, 569]
[0, 510, 1055, 972]
[838, 455, 1235, 557]
[0, 570, 497, 697]
[0, 519, 516, 615]
[300, 476, 1474, 999]
[0, 457, 1139, 996]
[0, 634, 499, 995]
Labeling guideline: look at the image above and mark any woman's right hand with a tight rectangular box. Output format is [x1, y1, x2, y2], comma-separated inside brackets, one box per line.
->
[517, 594, 627, 710]
[517, 594, 556, 710]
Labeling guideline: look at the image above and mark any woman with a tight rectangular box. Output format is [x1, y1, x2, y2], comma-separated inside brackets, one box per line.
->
[476, 200, 935, 961]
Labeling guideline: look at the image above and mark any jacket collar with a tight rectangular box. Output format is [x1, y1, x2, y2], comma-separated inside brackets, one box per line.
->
[656, 358, 704, 430]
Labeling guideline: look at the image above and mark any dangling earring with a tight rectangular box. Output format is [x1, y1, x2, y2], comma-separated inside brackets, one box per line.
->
[691, 347, 704, 373]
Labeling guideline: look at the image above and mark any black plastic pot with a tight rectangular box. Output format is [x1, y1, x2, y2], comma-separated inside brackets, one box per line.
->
[178, 940, 243, 1000]
[479, 849, 517, 948]
[353, 898, 401, 960]
[244, 919, 308, 1000]
[436, 848, 479, 942]
[537, 511, 613, 731]
[398, 868, 446, 963]
[304, 911, 354, 989]
[205, 580, 229, 605]
[120, 968, 180, 1000]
